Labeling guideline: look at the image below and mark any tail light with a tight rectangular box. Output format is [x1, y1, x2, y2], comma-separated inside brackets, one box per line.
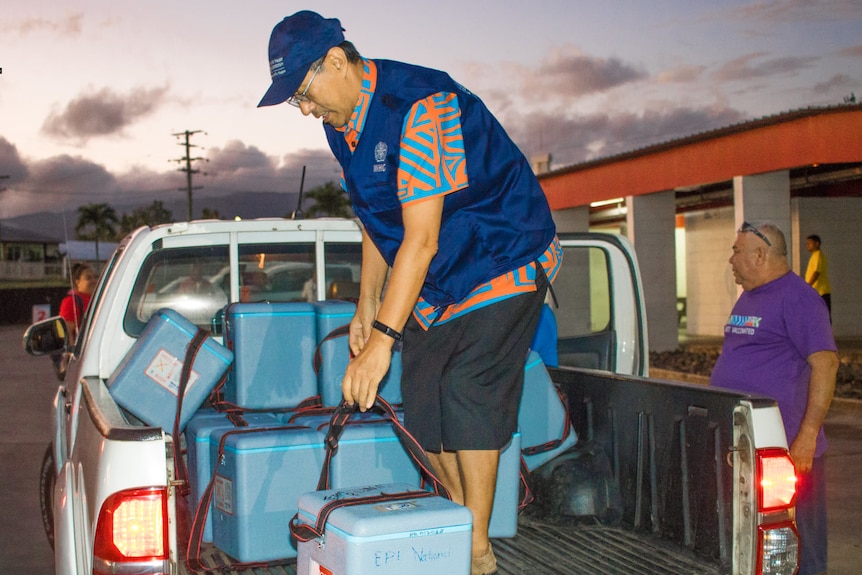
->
[757, 448, 797, 512]
[92, 487, 170, 575]
[757, 521, 800, 575]
[755, 448, 799, 575]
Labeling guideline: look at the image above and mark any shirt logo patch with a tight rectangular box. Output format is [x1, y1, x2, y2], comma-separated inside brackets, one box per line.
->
[725, 314, 761, 336]
[374, 141, 387, 162]
[727, 314, 761, 328]
[373, 141, 388, 173]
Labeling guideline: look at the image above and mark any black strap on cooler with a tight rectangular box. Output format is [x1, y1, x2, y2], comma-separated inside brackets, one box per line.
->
[516, 381, 572, 511]
[289, 487, 439, 544]
[317, 396, 450, 497]
[312, 323, 352, 376]
[185, 424, 308, 573]
[172, 327, 209, 498]
[288, 396, 452, 544]
[209, 394, 323, 417]
[521, 383, 572, 456]
[518, 456, 536, 511]
[285, 405, 337, 423]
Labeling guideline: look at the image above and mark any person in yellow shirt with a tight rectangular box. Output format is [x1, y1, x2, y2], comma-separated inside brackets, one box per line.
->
[805, 234, 831, 322]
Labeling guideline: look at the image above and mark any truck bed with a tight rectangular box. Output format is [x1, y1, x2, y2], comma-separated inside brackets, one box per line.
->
[185, 515, 721, 574]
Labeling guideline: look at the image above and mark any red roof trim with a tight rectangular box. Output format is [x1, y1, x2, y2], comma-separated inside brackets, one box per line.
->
[539, 105, 862, 210]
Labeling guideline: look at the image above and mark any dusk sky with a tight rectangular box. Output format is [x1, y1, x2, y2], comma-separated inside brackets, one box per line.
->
[1, 1, 860, 219]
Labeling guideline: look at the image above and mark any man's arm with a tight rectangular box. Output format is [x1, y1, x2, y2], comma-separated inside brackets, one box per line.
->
[806, 252, 821, 285]
[342, 197, 444, 410]
[348, 227, 391, 355]
[791, 350, 838, 473]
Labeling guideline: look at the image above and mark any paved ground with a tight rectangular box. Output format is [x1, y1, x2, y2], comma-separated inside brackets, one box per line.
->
[822, 398, 862, 575]
[1, 324, 56, 574]
[0, 323, 859, 574]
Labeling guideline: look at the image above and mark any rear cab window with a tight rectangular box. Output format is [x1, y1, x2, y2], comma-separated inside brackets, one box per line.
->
[123, 238, 362, 338]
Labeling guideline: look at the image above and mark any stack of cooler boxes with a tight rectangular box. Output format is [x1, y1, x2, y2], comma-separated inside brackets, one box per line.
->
[193, 301, 419, 562]
[107, 302, 576, 569]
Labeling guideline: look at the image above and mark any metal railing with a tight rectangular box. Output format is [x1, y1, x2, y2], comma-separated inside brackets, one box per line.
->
[0, 261, 64, 280]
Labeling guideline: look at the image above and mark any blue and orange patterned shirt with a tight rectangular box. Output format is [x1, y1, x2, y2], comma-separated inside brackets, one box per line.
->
[334, 59, 560, 328]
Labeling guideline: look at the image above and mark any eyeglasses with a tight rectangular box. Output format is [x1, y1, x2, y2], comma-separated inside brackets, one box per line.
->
[738, 221, 772, 246]
[286, 64, 321, 107]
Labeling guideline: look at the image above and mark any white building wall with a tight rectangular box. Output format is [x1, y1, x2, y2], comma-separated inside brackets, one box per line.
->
[732, 171, 793, 264]
[684, 208, 737, 336]
[792, 196, 862, 338]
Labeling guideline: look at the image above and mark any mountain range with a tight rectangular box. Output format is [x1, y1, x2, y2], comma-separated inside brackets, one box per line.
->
[1, 191, 304, 242]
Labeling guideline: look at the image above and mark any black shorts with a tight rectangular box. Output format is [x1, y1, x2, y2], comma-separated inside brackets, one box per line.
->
[401, 276, 547, 452]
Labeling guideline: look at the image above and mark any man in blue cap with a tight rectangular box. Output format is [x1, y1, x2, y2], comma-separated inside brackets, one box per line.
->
[259, 12, 561, 574]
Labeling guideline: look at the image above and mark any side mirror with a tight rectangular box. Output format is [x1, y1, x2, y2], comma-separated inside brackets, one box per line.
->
[23, 317, 69, 357]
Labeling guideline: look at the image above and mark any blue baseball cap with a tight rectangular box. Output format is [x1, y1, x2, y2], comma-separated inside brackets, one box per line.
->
[258, 11, 345, 107]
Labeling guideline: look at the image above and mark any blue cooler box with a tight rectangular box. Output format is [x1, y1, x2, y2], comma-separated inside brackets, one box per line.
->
[296, 483, 472, 575]
[313, 301, 402, 407]
[292, 411, 518, 538]
[107, 308, 233, 432]
[211, 425, 326, 562]
[519, 351, 578, 471]
[224, 302, 318, 410]
[488, 431, 521, 538]
[290, 413, 421, 489]
[185, 410, 281, 542]
[290, 412, 521, 538]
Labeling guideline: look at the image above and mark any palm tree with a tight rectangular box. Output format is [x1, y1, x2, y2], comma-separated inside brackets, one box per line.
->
[75, 203, 119, 271]
[118, 201, 174, 238]
[302, 182, 353, 218]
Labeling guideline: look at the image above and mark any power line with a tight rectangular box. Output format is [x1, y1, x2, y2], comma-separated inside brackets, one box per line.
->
[170, 130, 208, 220]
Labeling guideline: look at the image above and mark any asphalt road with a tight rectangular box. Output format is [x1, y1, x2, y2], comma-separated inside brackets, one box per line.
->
[1, 324, 56, 575]
[0, 323, 859, 574]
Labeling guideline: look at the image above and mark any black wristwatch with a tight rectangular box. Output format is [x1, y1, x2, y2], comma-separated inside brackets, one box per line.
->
[372, 320, 404, 341]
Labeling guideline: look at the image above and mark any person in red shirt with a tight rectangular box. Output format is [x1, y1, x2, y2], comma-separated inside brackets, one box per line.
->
[59, 263, 97, 343]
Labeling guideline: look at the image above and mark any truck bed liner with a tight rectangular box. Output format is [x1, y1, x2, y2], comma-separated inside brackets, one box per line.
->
[185, 516, 722, 575]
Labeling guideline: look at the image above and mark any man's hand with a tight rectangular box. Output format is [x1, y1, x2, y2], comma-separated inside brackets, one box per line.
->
[790, 432, 817, 474]
[342, 332, 393, 411]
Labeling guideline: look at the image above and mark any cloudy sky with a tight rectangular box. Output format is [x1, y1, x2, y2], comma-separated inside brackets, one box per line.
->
[1, 0, 860, 220]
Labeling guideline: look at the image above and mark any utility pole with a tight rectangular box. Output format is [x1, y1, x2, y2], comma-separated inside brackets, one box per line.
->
[0, 176, 8, 245]
[171, 130, 207, 220]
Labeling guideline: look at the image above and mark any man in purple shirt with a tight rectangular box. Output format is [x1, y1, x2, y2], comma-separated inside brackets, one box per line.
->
[711, 221, 837, 575]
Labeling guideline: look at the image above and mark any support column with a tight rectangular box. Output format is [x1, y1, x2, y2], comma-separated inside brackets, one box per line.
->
[626, 191, 678, 352]
[551, 206, 590, 233]
[732, 171, 792, 263]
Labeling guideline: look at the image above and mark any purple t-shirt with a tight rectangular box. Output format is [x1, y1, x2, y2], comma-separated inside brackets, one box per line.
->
[710, 271, 836, 457]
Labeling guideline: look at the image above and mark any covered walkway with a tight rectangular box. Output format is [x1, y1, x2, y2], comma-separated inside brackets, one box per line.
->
[538, 105, 862, 350]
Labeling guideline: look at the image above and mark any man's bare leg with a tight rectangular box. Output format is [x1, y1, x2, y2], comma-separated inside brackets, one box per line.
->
[427, 449, 500, 559]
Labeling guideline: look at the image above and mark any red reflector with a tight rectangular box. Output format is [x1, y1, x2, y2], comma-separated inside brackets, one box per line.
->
[93, 488, 168, 562]
[756, 448, 796, 512]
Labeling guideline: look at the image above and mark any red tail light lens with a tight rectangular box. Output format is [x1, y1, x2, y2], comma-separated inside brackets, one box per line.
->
[756, 448, 796, 512]
[93, 487, 168, 563]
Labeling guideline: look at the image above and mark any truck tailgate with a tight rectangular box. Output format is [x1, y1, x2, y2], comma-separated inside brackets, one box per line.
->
[496, 517, 722, 574]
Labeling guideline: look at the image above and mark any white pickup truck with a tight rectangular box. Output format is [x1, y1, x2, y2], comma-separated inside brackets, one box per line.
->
[25, 217, 800, 575]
